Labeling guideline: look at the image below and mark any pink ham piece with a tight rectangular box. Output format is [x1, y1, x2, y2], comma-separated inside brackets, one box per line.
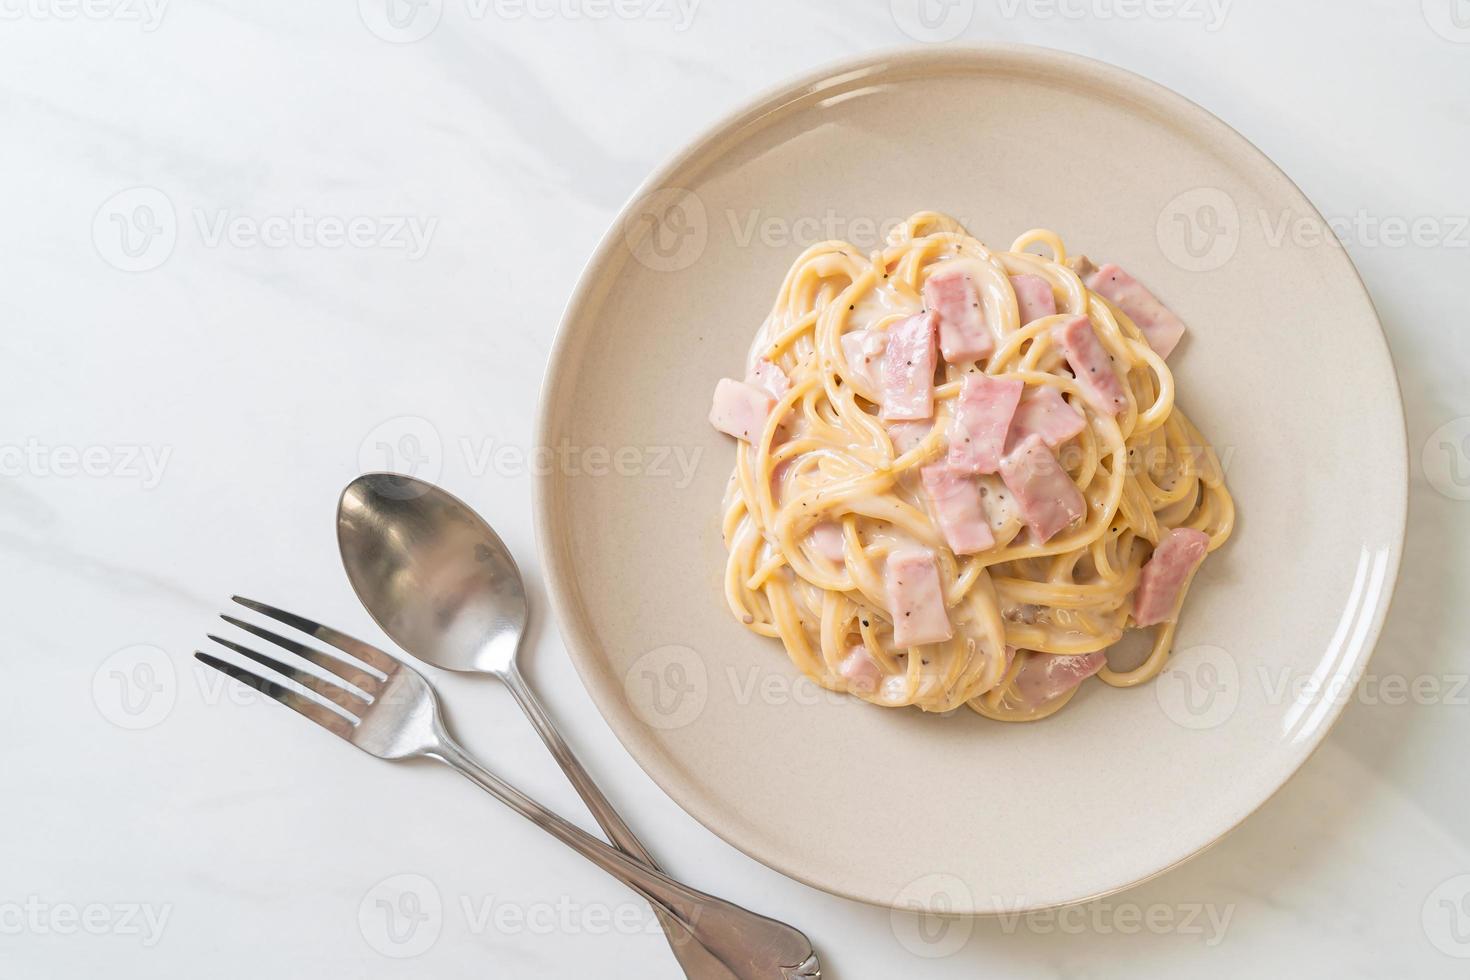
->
[1014, 650, 1108, 708]
[748, 358, 790, 399]
[840, 329, 886, 401]
[948, 373, 1023, 474]
[1008, 385, 1085, 450]
[708, 378, 775, 442]
[924, 270, 993, 363]
[769, 457, 795, 506]
[1010, 274, 1057, 325]
[839, 646, 882, 694]
[886, 420, 932, 455]
[809, 521, 846, 562]
[880, 313, 937, 421]
[1133, 527, 1211, 626]
[1086, 263, 1187, 359]
[1054, 315, 1127, 416]
[885, 548, 953, 647]
[998, 434, 1085, 542]
[920, 463, 995, 555]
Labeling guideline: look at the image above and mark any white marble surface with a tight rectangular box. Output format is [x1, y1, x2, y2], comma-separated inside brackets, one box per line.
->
[2, 1, 1467, 976]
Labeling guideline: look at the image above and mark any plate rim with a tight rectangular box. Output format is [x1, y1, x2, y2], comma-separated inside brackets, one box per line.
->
[532, 42, 1409, 913]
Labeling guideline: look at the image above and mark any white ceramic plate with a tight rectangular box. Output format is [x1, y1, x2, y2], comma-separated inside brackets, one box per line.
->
[533, 46, 1406, 913]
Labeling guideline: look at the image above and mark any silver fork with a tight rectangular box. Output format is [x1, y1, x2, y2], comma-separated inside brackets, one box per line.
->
[196, 597, 820, 980]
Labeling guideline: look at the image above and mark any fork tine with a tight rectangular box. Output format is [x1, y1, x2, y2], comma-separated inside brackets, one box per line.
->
[219, 616, 380, 694]
[194, 652, 357, 740]
[206, 633, 370, 712]
[232, 596, 397, 675]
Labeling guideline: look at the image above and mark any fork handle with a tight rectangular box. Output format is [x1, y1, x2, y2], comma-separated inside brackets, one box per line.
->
[501, 663, 739, 978]
[427, 737, 817, 980]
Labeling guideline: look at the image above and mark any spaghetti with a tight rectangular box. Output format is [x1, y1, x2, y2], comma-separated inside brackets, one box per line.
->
[711, 212, 1233, 721]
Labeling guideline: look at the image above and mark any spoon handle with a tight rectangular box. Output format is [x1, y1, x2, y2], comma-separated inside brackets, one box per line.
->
[502, 660, 659, 865]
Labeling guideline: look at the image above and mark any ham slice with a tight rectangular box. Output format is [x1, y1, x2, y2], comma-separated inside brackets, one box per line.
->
[920, 463, 995, 555]
[839, 646, 882, 694]
[885, 548, 952, 647]
[886, 419, 933, 455]
[748, 358, 790, 399]
[1086, 263, 1187, 359]
[998, 434, 1085, 542]
[1133, 527, 1211, 626]
[1008, 386, 1085, 450]
[1054, 315, 1127, 416]
[948, 373, 1023, 474]
[924, 270, 993, 363]
[809, 521, 845, 562]
[1014, 650, 1107, 708]
[880, 313, 937, 421]
[840, 329, 886, 401]
[709, 378, 775, 442]
[1010, 274, 1057, 325]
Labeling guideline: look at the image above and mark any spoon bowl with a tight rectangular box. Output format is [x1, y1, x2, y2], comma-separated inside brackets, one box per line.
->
[337, 473, 527, 675]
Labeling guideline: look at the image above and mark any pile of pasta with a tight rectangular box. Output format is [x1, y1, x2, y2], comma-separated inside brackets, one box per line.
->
[709, 212, 1233, 721]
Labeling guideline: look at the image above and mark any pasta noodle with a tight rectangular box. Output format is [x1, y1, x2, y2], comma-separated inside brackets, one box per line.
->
[714, 212, 1234, 722]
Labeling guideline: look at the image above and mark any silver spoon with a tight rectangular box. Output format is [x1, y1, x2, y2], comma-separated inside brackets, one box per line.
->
[336, 473, 815, 979]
